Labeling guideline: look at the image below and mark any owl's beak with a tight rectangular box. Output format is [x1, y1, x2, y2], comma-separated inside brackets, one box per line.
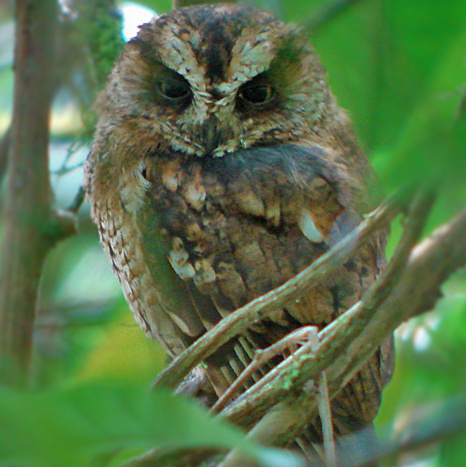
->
[200, 115, 221, 155]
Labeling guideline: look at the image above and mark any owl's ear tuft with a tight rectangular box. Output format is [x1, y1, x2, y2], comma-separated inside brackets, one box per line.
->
[129, 35, 152, 57]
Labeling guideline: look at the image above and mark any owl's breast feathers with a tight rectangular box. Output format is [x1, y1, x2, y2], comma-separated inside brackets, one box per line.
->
[142, 144, 362, 313]
[86, 142, 393, 433]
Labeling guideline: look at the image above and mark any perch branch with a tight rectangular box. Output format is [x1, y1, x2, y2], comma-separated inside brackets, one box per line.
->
[215, 188, 433, 414]
[128, 192, 466, 467]
[223, 207, 466, 444]
[152, 192, 405, 391]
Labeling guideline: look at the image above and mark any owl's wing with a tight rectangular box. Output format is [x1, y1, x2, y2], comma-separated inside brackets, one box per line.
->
[133, 143, 393, 432]
[85, 138, 216, 359]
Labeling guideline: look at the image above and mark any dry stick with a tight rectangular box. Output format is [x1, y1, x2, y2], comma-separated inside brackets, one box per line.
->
[225, 208, 466, 449]
[318, 371, 335, 467]
[0, 0, 77, 388]
[152, 193, 404, 391]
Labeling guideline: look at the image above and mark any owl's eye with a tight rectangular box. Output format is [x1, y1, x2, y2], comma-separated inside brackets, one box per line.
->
[157, 80, 191, 101]
[238, 83, 275, 106]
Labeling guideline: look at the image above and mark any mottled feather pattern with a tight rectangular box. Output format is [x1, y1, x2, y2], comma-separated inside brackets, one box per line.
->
[84, 3, 394, 452]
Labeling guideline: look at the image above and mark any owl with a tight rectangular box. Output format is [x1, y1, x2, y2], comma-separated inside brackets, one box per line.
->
[84, 3, 393, 460]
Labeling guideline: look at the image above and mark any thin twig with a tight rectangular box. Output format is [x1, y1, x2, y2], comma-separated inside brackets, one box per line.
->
[69, 185, 86, 213]
[152, 192, 405, 391]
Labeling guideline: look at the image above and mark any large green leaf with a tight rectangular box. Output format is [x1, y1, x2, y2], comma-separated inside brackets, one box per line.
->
[0, 382, 301, 467]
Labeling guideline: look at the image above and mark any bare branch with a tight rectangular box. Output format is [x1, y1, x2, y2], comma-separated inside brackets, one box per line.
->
[139, 189, 466, 467]
[68, 185, 86, 214]
[125, 190, 465, 466]
[152, 192, 405, 391]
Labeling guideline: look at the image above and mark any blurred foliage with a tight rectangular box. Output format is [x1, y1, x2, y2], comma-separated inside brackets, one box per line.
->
[55, 0, 125, 144]
[0, 0, 465, 466]
[0, 380, 301, 467]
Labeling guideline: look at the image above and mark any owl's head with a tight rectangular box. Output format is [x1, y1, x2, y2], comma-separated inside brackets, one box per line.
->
[101, 4, 336, 157]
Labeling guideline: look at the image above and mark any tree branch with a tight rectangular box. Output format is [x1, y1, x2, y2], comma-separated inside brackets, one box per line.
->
[140, 189, 466, 467]
[377, 396, 466, 465]
[212, 188, 435, 466]
[152, 192, 405, 391]
[0, 0, 77, 388]
[202, 203, 466, 466]
[223, 208, 466, 443]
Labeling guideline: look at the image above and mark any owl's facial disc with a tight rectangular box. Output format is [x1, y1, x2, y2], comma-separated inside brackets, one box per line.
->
[188, 72, 279, 156]
[122, 4, 330, 157]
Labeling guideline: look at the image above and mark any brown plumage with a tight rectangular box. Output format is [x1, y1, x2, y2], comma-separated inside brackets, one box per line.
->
[84, 3, 393, 458]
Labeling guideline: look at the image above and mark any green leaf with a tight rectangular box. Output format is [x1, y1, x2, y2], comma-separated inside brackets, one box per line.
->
[0, 381, 301, 467]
